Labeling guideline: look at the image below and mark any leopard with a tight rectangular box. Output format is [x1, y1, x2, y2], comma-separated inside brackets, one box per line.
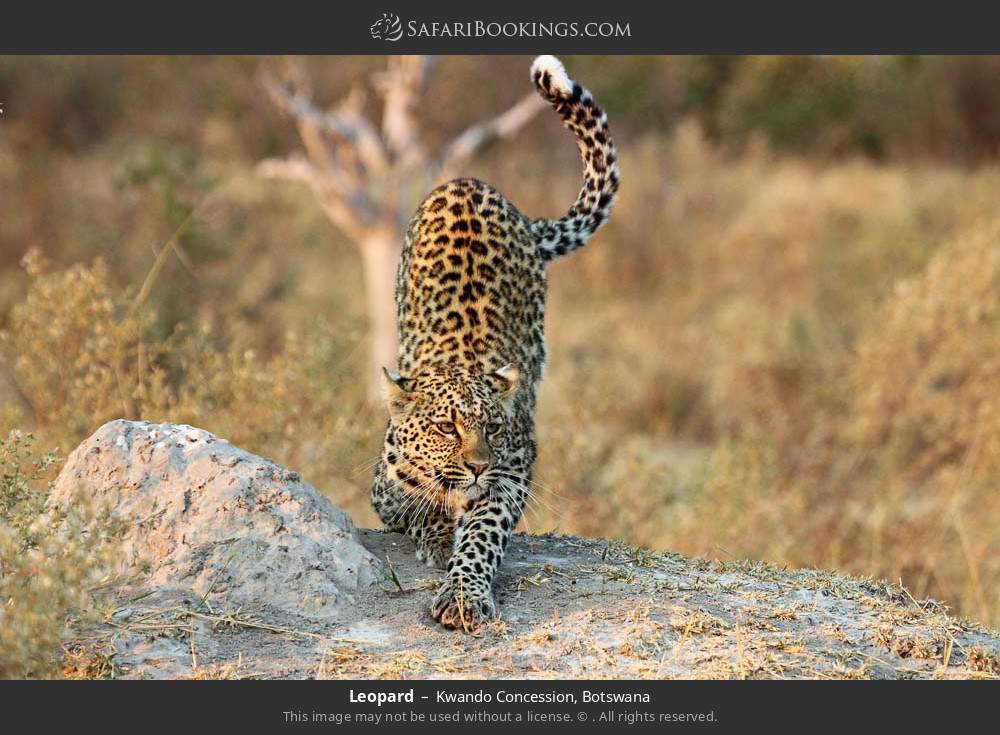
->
[371, 55, 620, 631]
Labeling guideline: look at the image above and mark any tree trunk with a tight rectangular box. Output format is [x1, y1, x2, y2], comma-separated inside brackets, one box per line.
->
[359, 226, 402, 401]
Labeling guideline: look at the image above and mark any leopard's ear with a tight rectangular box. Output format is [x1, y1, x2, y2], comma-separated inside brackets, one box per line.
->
[381, 367, 413, 415]
[493, 364, 519, 400]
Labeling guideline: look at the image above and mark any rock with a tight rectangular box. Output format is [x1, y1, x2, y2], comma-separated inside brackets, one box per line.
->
[54, 421, 1000, 680]
[49, 420, 385, 629]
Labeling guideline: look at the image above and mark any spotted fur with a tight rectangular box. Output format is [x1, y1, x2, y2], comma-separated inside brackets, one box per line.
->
[371, 55, 619, 631]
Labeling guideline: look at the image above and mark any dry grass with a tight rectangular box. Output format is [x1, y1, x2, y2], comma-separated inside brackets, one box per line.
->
[530, 128, 1000, 627]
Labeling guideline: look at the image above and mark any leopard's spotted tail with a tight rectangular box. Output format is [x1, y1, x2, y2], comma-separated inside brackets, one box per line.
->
[529, 55, 620, 262]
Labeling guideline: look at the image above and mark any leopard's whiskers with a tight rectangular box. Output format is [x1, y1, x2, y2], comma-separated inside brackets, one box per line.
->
[387, 471, 441, 528]
[351, 454, 385, 477]
[498, 476, 565, 523]
[400, 473, 444, 536]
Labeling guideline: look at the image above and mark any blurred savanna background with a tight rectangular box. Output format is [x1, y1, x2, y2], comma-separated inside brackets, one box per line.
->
[1, 55, 998, 674]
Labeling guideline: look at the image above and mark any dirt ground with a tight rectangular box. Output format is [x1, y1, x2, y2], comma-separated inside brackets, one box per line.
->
[54, 421, 999, 680]
[67, 529, 1000, 680]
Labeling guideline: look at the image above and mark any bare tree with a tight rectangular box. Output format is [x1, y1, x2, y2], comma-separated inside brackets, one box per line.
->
[258, 56, 545, 399]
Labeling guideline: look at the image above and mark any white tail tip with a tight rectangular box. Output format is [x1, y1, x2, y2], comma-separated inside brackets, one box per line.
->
[531, 55, 573, 95]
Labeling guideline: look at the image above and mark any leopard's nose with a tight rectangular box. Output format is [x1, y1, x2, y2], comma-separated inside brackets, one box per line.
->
[465, 461, 489, 477]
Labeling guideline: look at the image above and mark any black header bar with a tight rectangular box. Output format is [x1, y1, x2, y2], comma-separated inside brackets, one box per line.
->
[2, 2, 999, 54]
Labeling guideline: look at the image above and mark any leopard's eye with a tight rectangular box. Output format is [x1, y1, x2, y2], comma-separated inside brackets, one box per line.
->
[436, 421, 458, 435]
[485, 421, 503, 436]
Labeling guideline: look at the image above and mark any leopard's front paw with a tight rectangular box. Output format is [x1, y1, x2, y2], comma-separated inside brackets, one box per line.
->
[430, 578, 497, 632]
[415, 541, 450, 569]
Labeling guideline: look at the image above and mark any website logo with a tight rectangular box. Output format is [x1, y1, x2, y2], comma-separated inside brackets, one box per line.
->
[370, 13, 404, 42]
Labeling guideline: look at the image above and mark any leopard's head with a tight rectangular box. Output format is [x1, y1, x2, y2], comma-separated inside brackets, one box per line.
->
[380, 363, 520, 512]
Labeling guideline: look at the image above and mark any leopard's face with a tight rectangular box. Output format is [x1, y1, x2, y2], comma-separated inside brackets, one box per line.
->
[382, 364, 519, 512]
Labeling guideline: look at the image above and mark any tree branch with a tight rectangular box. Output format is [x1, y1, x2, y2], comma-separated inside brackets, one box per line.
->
[376, 55, 434, 168]
[434, 91, 547, 181]
[261, 71, 389, 177]
[256, 155, 368, 240]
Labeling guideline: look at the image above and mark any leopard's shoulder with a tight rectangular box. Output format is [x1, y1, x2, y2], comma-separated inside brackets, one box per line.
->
[395, 177, 547, 380]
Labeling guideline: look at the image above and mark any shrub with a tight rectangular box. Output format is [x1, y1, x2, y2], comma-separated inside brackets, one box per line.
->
[3, 249, 379, 526]
[846, 222, 1000, 485]
[3, 250, 176, 447]
[0, 430, 121, 679]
